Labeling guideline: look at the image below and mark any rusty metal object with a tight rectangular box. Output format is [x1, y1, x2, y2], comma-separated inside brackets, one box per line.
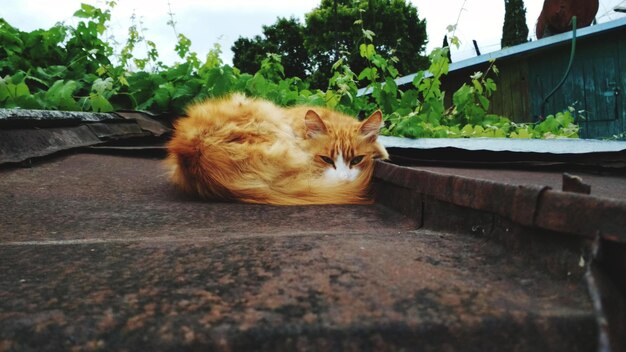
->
[394, 165, 626, 202]
[536, 0, 599, 39]
[534, 191, 626, 242]
[115, 111, 172, 137]
[374, 160, 626, 351]
[374, 161, 626, 243]
[563, 173, 592, 194]
[0, 126, 102, 164]
[0, 109, 170, 165]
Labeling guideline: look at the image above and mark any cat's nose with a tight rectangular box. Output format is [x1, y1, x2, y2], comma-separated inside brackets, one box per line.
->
[339, 172, 349, 180]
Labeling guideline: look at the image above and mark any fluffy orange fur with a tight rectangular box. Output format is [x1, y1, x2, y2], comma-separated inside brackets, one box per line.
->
[165, 94, 389, 205]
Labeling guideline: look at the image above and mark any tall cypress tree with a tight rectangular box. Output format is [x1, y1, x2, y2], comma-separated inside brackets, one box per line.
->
[501, 0, 529, 47]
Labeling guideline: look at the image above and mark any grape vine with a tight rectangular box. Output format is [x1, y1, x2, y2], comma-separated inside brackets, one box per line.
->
[0, 2, 579, 139]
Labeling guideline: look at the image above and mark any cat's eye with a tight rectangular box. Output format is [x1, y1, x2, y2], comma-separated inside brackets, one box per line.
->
[320, 156, 335, 166]
[350, 155, 364, 166]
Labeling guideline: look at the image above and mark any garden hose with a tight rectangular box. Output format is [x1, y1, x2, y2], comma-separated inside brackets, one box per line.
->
[540, 16, 577, 118]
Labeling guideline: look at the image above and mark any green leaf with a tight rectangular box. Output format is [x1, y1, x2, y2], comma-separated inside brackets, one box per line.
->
[555, 110, 574, 126]
[331, 58, 344, 71]
[452, 84, 470, 108]
[412, 72, 425, 88]
[485, 78, 497, 93]
[362, 29, 375, 41]
[358, 43, 376, 59]
[383, 77, 397, 95]
[0, 79, 9, 101]
[0, 31, 24, 55]
[536, 115, 561, 134]
[92, 77, 113, 95]
[472, 80, 483, 94]
[450, 36, 460, 48]
[325, 90, 339, 108]
[204, 66, 236, 97]
[35, 66, 68, 80]
[494, 128, 507, 138]
[10, 72, 26, 84]
[90, 93, 114, 112]
[154, 85, 173, 109]
[357, 67, 371, 81]
[245, 73, 267, 95]
[73, 3, 96, 18]
[14, 94, 45, 109]
[470, 71, 483, 80]
[512, 128, 531, 138]
[14, 82, 30, 97]
[478, 95, 490, 110]
[428, 51, 449, 76]
[359, 43, 367, 58]
[172, 85, 194, 100]
[43, 80, 80, 110]
[387, 65, 399, 78]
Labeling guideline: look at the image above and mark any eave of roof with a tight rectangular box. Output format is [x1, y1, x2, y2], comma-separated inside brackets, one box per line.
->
[359, 17, 626, 95]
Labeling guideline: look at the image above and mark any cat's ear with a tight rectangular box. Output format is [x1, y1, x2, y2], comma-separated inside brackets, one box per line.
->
[305, 110, 327, 138]
[359, 110, 383, 142]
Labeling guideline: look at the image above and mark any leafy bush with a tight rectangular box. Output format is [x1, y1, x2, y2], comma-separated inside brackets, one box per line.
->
[0, 2, 578, 139]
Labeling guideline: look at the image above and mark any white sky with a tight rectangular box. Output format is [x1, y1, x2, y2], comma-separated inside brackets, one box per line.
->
[2, 0, 626, 68]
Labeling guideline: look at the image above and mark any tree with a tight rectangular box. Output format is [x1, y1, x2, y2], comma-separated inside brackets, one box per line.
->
[501, 0, 529, 47]
[305, 0, 429, 88]
[231, 35, 267, 75]
[231, 0, 429, 89]
[232, 17, 309, 79]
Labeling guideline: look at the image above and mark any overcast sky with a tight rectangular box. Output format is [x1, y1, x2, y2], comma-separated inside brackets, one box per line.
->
[3, 0, 626, 68]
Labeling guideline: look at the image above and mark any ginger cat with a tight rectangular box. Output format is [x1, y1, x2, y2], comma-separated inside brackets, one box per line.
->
[165, 94, 388, 205]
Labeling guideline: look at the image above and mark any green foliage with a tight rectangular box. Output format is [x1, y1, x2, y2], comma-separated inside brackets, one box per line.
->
[232, 17, 309, 80]
[0, 2, 578, 140]
[380, 49, 578, 139]
[501, 0, 529, 47]
[304, 0, 429, 88]
[231, 0, 428, 89]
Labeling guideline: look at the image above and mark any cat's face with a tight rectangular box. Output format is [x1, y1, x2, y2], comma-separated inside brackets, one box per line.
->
[304, 110, 388, 182]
